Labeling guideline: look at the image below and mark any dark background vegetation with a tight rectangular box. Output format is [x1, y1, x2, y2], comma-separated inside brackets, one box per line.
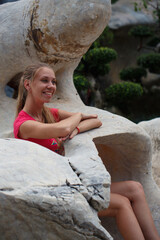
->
[73, 0, 160, 123]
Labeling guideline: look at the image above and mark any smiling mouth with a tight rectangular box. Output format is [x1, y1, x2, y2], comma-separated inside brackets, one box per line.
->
[43, 92, 53, 96]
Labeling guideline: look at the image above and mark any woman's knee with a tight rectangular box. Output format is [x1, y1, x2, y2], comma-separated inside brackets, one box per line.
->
[127, 181, 145, 201]
[98, 194, 132, 218]
[118, 195, 132, 210]
[111, 194, 132, 214]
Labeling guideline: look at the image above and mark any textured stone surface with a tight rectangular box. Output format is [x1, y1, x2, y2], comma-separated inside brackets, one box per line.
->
[138, 118, 160, 188]
[109, 0, 154, 29]
[0, 138, 112, 240]
[0, 0, 160, 239]
[0, 0, 111, 135]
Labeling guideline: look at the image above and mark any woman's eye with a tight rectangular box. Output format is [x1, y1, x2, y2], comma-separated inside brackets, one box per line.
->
[41, 79, 48, 83]
[52, 80, 57, 85]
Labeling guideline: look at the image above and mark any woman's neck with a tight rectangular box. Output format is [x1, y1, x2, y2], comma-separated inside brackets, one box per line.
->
[23, 98, 44, 122]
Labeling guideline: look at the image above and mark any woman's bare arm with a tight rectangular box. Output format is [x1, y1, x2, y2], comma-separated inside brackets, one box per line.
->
[69, 117, 102, 139]
[58, 109, 99, 120]
[19, 112, 82, 139]
[58, 109, 102, 139]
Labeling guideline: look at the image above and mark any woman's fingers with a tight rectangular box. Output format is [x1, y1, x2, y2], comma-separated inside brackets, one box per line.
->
[82, 114, 98, 120]
[69, 128, 78, 139]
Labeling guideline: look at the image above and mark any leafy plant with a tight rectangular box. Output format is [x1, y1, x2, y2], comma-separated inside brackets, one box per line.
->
[147, 36, 160, 47]
[134, 0, 160, 26]
[111, 0, 119, 4]
[105, 82, 143, 104]
[129, 25, 153, 50]
[92, 27, 114, 48]
[129, 25, 152, 38]
[73, 74, 90, 92]
[137, 53, 160, 73]
[84, 47, 117, 76]
[119, 67, 147, 83]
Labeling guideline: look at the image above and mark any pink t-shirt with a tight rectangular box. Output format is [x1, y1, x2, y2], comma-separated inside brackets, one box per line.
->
[14, 108, 64, 155]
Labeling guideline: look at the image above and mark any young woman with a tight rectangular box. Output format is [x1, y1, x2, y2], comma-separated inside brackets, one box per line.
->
[14, 63, 160, 240]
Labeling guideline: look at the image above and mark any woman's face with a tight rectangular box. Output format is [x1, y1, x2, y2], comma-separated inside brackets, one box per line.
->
[30, 67, 57, 104]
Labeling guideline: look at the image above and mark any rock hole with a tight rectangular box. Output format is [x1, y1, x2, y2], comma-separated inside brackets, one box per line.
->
[5, 72, 22, 98]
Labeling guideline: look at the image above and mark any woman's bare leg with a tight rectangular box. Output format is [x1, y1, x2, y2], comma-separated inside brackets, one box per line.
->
[98, 193, 145, 240]
[111, 181, 160, 240]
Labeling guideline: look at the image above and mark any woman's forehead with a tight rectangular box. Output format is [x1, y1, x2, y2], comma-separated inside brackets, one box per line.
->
[35, 67, 55, 78]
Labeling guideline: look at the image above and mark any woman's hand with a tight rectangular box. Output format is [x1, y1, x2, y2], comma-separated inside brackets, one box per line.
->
[69, 128, 79, 139]
[57, 135, 70, 142]
[81, 113, 98, 120]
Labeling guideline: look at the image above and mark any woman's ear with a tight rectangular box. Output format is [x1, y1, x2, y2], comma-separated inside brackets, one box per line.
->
[24, 79, 31, 91]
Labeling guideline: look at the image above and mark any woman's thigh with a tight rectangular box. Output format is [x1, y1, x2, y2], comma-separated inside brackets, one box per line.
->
[110, 181, 144, 201]
[98, 193, 131, 218]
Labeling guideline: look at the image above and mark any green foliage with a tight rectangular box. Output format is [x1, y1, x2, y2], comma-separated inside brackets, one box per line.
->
[75, 62, 85, 75]
[147, 36, 160, 47]
[88, 63, 110, 76]
[119, 67, 147, 83]
[134, 0, 160, 24]
[111, 0, 119, 4]
[85, 47, 117, 64]
[105, 82, 143, 104]
[129, 25, 152, 38]
[92, 27, 114, 48]
[84, 47, 117, 76]
[137, 53, 160, 73]
[73, 74, 90, 92]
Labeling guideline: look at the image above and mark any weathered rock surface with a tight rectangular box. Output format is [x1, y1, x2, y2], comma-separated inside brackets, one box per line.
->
[138, 118, 160, 188]
[0, 138, 112, 240]
[0, 0, 160, 239]
[109, 0, 154, 29]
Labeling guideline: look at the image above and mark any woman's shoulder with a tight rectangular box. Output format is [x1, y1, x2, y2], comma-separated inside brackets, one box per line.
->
[49, 107, 59, 122]
[13, 110, 35, 138]
[14, 110, 35, 132]
[15, 110, 35, 122]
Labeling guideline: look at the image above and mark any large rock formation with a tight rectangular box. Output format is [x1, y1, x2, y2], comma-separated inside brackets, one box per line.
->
[138, 118, 160, 187]
[0, 138, 112, 240]
[0, 0, 160, 239]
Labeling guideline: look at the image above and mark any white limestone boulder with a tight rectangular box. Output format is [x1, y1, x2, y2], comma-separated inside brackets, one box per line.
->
[138, 118, 160, 187]
[0, 138, 112, 240]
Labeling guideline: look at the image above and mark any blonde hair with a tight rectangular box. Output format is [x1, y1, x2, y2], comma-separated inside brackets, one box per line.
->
[16, 63, 56, 123]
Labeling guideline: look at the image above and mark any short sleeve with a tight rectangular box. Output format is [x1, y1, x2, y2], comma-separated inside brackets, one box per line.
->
[50, 108, 59, 122]
[13, 111, 34, 138]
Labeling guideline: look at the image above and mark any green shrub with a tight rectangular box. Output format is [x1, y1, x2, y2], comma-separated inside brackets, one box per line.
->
[105, 81, 143, 104]
[137, 53, 160, 73]
[147, 36, 160, 47]
[129, 25, 152, 38]
[119, 67, 147, 83]
[111, 0, 119, 4]
[92, 27, 114, 48]
[84, 47, 117, 76]
[75, 62, 85, 75]
[88, 63, 110, 76]
[73, 74, 90, 92]
[85, 47, 117, 65]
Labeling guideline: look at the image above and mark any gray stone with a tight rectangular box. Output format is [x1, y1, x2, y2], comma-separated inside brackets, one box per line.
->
[109, 0, 155, 29]
[0, 138, 112, 240]
[0, 0, 160, 239]
[138, 118, 160, 188]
